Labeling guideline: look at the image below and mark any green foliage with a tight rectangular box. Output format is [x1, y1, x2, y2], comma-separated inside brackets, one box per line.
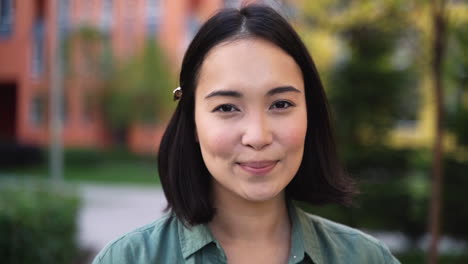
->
[314, 5, 426, 241]
[2, 148, 159, 185]
[61, 148, 159, 184]
[63, 147, 154, 166]
[63, 25, 113, 79]
[300, 148, 468, 246]
[396, 251, 468, 264]
[104, 39, 174, 130]
[298, 0, 468, 254]
[354, 174, 428, 242]
[63, 27, 175, 144]
[302, 0, 421, 148]
[73, 26, 105, 41]
[301, 148, 430, 245]
[343, 147, 415, 176]
[329, 20, 418, 148]
[446, 23, 468, 147]
[443, 158, 468, 242]
[0, 180, 81, 264]
[347, 148, 429, 241]
[65, 148, 104, 167]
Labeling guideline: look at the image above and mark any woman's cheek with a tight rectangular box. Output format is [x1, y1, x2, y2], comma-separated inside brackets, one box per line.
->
[199, 122, 238, 160]
[282, 117, 307, 149]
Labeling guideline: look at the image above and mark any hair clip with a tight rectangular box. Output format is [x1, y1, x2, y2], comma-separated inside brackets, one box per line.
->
[173, 87, 182, 101]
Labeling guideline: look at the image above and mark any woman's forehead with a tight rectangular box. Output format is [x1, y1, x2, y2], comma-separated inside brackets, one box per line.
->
[196, 38, 304, 96]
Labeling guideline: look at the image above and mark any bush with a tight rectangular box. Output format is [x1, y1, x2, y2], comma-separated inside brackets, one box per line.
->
[396, 251, 468, 264]
[0, 179, 81, 264]
[300, 147, 430, 245]
[65, 148, 103, 167]
[64, 147, 152, 167]
[443, 158, 468, 242]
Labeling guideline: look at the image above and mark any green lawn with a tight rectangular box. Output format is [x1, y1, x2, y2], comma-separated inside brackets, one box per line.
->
[66, 160, 160, 184]
[0, 148, 159, 185]
[1, 149, 160, 185]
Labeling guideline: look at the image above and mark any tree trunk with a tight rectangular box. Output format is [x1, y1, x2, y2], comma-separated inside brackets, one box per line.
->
[428, 0, 447, 263]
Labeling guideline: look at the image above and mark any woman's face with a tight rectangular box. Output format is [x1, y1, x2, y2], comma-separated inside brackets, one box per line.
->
[194, 38, 307, 203]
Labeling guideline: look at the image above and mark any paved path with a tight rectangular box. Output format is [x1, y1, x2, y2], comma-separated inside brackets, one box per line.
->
[77, 184, 167, 254]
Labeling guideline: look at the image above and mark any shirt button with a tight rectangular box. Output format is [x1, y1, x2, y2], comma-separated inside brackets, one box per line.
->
[293, 255, 296, 258]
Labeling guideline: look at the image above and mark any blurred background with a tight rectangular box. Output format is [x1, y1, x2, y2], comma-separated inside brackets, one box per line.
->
[0, 0, 467, 263]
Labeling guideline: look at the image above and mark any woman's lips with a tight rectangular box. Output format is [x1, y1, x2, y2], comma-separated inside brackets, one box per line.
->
[237, 160, 278, 175]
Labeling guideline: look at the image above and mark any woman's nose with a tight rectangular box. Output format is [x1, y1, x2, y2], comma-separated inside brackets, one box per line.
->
[241, 114, 273, 150]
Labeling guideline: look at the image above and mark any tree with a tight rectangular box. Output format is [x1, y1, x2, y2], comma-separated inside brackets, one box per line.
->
[103, 39, 174, 143]
[298, 0, 420, 149]
[298, 2, 468, 260]
[330, 22, 417, 149]
[428, 0, 448, 263]
[65, 26, 175, 146]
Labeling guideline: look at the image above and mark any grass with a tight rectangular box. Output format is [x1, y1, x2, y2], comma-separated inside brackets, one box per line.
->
[66, 161, 159, 184]
[1, 148, 160, 185]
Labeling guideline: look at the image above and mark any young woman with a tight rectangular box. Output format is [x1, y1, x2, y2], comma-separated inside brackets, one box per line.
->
[93, 5, 400, 264]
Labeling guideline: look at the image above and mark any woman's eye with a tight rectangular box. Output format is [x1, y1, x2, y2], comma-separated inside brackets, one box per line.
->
[213, 104, 239, 113]
[270, 100, 294, 110]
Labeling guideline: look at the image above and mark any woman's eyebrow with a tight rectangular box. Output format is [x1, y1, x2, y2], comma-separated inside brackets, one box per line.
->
[205, 90, 242, 99]
[204, 85, 300, 99]
[267, 86, 301, 96]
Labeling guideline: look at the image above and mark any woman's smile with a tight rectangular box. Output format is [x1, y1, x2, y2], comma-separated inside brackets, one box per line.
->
[236, 160, 279, 176]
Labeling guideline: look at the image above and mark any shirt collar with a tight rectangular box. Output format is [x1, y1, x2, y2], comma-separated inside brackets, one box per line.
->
[177, 202, 325, 264]
[177, 219, 216, 259]
[288, 201, 324, 264]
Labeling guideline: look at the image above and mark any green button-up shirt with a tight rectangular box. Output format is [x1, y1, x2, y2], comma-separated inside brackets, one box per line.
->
[93, 204, 400, 263]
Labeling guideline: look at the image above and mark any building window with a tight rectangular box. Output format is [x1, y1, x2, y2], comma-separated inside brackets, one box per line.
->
[224, 0, 241, 8]
[31, 19, 45, 78]
[58, 0, 69, 34]
[31, 0, 46, 78]
[30, 95, 46, 126]
[58, 0, 70, 72]
[184, 15, 200, 49]
[0, 0, 14, 37]
[146, 0, 161, 37]
[101, 0, 113, 31]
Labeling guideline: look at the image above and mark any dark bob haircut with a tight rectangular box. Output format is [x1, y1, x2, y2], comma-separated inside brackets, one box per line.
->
[158, 4, 357, 226]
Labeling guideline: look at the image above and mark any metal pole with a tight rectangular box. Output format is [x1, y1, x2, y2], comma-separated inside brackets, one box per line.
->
[49, 0, 64, 182]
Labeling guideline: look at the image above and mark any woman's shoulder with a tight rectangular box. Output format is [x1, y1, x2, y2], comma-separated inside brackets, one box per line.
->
[306, 212, 382, 243]
[296, 207, 401, 263]
[92, 213, 182, 264]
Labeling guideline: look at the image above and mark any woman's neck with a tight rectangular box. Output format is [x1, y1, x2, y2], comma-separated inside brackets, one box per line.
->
[208, 186, 291, 243]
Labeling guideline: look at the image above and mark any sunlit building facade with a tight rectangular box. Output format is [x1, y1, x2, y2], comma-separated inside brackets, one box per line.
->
[0, 0, 240, 153]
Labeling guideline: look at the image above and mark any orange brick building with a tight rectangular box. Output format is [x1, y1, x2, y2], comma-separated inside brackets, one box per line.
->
[0, 0, 233, 154]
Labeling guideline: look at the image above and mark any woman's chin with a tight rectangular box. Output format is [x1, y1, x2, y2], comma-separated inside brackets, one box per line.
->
[241, 188, 283, 203]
